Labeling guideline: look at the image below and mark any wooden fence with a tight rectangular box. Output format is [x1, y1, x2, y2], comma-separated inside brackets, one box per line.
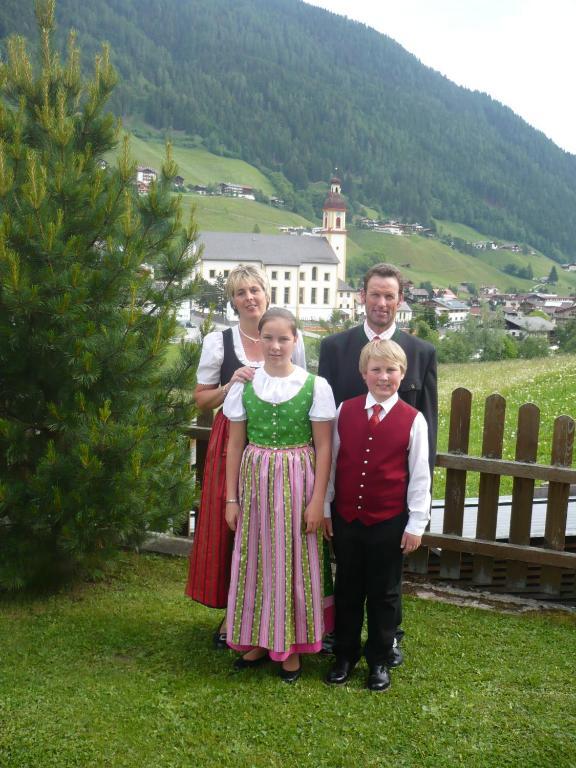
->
[187, 388, 576, 598]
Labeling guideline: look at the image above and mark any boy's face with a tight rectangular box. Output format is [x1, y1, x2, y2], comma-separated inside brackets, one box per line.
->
[361, 357, 404, 402]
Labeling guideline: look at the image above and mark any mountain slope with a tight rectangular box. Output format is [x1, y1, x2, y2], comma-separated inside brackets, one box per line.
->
[2, 0, 576, 260]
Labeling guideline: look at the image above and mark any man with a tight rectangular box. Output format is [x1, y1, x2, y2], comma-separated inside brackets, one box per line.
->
[318, 263, 438, 667]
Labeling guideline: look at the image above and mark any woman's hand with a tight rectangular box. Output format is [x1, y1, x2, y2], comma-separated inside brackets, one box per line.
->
[303, 499, 323, 534]
[225, 501, 240, 532]
[228, 365, 257, 386]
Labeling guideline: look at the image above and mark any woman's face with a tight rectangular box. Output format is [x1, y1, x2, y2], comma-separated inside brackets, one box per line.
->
[233, 280, 268, 320]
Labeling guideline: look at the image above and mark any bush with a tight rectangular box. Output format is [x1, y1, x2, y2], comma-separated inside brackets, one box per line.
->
[0, 2, 200, 589]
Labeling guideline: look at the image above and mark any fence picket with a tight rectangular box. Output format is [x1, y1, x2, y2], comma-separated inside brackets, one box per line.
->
[440, 388, 471, 578]
[507, 404, 540, 589]
[541, 415, 575, 593]
[472, 394, 506, 584]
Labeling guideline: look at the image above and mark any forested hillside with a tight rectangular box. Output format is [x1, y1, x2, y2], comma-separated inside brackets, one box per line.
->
[3, 0, 576, 260]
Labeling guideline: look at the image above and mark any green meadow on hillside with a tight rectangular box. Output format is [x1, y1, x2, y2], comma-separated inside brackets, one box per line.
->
[348, 229, 518, 289]
[179, 194, 314, 235]
[435, 354, 576, 498]
[109, 135, 276, 195]
[349, 228, 576, 293]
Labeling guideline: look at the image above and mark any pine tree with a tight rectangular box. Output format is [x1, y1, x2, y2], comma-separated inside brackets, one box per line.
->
[0, 1, 200, 589]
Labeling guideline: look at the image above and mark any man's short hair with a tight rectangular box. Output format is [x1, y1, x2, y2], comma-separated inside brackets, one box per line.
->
[363, 263, 404, 294]
[359, 339, 407, 375]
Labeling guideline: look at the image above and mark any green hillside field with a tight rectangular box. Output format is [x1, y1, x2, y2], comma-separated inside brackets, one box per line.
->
[108, 135, 276, 195]
[435, 354, 576, 498]
[348, 228, 576, 294]
[179, 194, 314, 234]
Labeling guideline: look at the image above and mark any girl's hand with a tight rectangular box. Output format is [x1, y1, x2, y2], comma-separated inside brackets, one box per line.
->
[303, 499, 323, 534]
[226, 502, 240, 531]
[322, 518, 333, 540]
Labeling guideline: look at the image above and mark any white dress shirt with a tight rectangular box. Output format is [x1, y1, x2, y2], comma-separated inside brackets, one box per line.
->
[324, 391, 431, 536]
[363, 320, 397, 341]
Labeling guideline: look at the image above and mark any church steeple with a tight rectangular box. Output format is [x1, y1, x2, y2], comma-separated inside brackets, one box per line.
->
[322, 173, 347, 281]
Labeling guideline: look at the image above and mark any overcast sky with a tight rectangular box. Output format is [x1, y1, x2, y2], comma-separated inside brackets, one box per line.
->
[306, 0, 576, 155]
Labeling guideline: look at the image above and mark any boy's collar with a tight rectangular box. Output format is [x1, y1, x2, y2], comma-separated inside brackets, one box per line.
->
[365, 391, 399, 413]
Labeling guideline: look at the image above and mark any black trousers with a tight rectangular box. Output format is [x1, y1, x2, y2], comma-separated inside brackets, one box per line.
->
[332, 511, 407, 667]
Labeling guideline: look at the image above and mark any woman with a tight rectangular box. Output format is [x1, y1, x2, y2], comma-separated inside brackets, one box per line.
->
[185, 265, 305, 647]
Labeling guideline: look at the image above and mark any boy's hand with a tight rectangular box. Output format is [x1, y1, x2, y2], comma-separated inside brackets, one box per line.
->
[303, 500, 323, 533]
[401, 532, 422, 554]
[322, 518, 333, 540]
[225, 502, 239, 531]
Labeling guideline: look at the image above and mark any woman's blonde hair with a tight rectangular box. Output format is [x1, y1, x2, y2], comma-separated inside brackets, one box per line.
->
[226, 264, 271, 313]
[359, 339, 407, 375]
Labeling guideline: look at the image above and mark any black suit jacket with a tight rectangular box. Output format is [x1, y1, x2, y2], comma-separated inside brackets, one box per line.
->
[318, 325, 438, 471]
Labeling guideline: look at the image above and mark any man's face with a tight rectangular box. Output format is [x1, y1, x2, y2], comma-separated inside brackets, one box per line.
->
[361, 276, 402, 333]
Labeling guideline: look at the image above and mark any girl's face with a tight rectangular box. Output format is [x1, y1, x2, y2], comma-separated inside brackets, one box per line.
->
[233, 280, 267, 320]
[259, 317, 297, 366]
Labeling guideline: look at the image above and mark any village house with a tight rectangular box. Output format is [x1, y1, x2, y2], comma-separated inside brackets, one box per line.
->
[136, 166, 157, 190]
[336, 279, 360, 318]
[553, 302, 576, 325]
[504, 313, 555, 340]
[429, 297, 470, 326]
[406, 287, 430, 303]
[218, 182, 255, 199]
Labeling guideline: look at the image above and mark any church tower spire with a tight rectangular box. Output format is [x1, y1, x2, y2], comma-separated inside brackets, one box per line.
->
[321, 172, 347, 281]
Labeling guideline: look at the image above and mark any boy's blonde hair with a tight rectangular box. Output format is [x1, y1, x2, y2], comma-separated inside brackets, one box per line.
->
[359, 339, 407, 375]
[226, 264, 271, 310]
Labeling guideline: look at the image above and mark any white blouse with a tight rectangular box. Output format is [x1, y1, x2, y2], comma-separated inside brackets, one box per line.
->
[196, 326, 306, 386]
[224, 365, 336, 422]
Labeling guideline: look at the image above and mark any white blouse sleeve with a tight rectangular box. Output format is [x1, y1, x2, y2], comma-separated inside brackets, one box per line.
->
[222, 382, 247, 421]
[292, 330, 307, 369]
[195, 331, 224, 386]
[310, 375, 337, 421]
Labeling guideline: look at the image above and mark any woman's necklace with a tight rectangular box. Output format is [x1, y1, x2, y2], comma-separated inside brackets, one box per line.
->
[239, 326, 260, 344]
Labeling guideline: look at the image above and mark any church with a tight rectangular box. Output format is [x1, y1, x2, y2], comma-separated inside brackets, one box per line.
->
[192, 176, 358, 321]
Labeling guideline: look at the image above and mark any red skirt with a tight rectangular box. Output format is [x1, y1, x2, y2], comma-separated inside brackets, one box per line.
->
[185, 410, 234, 608]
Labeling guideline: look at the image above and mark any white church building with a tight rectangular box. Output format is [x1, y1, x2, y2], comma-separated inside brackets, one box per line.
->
[190, 176, 357, 322]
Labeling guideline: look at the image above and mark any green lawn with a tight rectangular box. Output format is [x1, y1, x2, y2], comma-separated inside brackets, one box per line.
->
[1, 553, 574, 768]
[435, 354, 576, 497]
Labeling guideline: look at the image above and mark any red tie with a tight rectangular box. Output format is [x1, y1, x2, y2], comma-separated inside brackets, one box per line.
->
[369, 403, 383, 426]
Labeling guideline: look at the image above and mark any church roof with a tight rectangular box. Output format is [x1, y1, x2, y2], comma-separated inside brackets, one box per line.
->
[198, 232, 339, 266]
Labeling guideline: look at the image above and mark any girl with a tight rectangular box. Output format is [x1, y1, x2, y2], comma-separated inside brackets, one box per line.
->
[185, 266, 305, 649]
[223, 308, 335, 682]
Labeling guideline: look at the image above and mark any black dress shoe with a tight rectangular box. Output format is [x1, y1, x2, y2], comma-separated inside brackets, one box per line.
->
[280, 663, 302, 684]
[325, 658, 356, 685]
[366, 664, 391, 692]
[387, 639, 404, 668]
[213, 630, 228, 650]
[233, 652, 269, 670]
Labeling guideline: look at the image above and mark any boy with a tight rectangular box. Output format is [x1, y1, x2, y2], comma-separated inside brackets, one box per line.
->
[324, 340, 431, 691]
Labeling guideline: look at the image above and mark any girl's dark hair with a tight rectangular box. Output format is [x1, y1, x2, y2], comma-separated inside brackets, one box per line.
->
[258, 307, 298, 338]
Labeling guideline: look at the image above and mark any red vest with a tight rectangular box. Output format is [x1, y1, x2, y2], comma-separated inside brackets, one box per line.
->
[335, 396, 417, 525]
